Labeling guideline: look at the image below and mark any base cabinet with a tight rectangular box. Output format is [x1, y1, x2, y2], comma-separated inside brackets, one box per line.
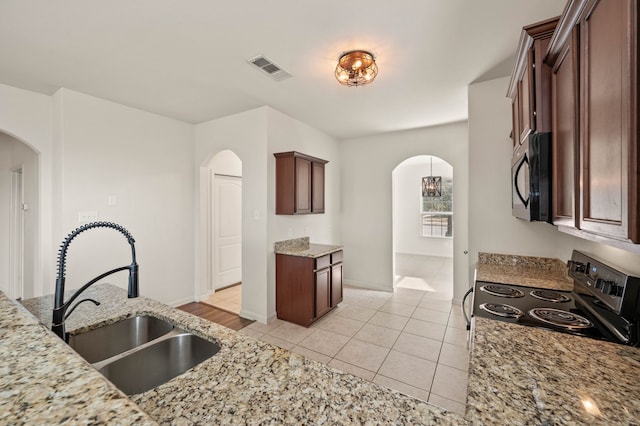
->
[276, 251, 343, 327]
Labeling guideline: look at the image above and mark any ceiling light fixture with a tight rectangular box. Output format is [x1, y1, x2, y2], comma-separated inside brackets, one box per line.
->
[335, 50, 378, 87]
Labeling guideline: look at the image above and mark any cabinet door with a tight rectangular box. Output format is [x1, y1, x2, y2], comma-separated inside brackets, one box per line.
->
[519, 51, 535, 143]
[551, 28, 579, 228]
[331, 263, 343, 307]
[579, 0, 634, 241]
[295, 158, 312, 213]
[312, 162, 325, 213]
[275, 254, 315, 326]
[315, 267, 331, 318]
[511, 95, 521, 148]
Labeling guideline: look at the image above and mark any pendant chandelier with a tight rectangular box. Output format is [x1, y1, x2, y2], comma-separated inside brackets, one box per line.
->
[422, 157, 442, 197]
[335, 50, 378, 87]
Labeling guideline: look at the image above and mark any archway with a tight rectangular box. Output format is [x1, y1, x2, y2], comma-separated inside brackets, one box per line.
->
[200, 150, 243, 314]
[0, 132, 39, 300]
[392, 155, 454, 301]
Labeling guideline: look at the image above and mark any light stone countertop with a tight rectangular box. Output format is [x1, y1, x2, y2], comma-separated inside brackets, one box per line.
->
[0, 291, 156, 425]
[468, 252, 640, 425]
[15, 284, 464, 425]
[475, 252, 574, 291]
[467, 317, 640, 425]
[274, 236, 343, 258]
[10, 259, 639, 425]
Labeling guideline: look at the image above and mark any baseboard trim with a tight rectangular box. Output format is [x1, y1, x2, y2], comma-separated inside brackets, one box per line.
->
[195, 293, 210, 303]
[395, 251, 454, 259]
[342, 279, 393, 293]
[239, 308, 269, 324]
[166, 296, 195, 307]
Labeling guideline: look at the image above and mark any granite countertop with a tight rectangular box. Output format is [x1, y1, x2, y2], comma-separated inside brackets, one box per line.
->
[274, 236, 343, 258]
[468, 252, 640, 425]
[467, 317, 640, 425]
[0, 291, 156, 425]
[475, 252, 574, 291]
[14, 284, 464, 425]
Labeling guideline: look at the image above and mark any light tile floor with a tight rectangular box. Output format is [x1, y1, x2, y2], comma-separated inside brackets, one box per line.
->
[240, 254, 469, 415]
[202, 284, 242, 315]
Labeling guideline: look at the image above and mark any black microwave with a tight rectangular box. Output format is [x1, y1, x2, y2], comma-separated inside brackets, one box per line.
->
[511, 132, 551, 222]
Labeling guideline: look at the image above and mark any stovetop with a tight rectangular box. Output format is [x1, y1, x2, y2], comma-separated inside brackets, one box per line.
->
[472, 281, 619, 343]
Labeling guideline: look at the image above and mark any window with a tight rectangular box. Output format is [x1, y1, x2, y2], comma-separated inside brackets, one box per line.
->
[422, 177, 453, 238]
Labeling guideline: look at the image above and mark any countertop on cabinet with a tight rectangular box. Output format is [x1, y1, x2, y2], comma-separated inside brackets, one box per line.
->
[16, 284, 464, 425]
[467, 317, 640, 425]
[476, 252, 574, 291]
[274, 236, 343, 258]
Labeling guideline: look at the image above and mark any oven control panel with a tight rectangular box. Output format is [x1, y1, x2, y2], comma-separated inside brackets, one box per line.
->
[568, 251, 640, 318]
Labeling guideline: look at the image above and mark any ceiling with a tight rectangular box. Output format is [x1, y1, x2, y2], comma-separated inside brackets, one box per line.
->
[0, 0, 565, 139]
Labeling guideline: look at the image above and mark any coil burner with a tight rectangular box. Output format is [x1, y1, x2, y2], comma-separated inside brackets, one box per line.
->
[479, 284, 525, 298]
[479, 303, 524, 319]
[529, 308, 593, 330]
[529, 289, 571, 303]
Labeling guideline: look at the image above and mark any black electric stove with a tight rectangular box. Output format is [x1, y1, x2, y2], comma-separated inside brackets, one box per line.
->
[464, 250, 640, 346]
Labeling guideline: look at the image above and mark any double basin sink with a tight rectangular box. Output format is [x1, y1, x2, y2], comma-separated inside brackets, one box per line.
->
[68, 315, 220, 395]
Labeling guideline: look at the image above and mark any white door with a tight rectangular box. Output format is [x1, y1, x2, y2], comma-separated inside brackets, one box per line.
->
[212, 174, 242, 290]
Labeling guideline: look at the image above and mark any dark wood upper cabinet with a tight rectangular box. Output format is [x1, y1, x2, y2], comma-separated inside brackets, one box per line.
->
[274, 151, 328, 215]
[579, 0, 636, 242]
[546, 0, 639, 243]
[295, 157, 312, 213]
[507, 17, 559, 147]
[312, 161, 325, 213]
[550, 27, 580, 229]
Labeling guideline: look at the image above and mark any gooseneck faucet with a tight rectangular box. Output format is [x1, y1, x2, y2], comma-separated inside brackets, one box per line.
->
[52, 221, 139, 341]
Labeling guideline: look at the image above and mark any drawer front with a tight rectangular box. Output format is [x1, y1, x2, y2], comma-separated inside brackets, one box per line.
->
[315, 254, 331, 270]
[331, 250, 343, 264]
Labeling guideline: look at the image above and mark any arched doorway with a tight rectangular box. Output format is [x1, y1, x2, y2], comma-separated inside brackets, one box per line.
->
[392, 155, 454, 301]
[0, 132, 39, 300]
[201, 150, 243, 314]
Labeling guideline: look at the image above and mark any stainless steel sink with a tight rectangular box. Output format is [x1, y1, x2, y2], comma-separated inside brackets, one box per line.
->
[97, 332, 221, 395]
[68, 315, 174, 363]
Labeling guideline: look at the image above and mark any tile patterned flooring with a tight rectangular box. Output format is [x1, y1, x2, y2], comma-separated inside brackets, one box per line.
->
[239, 254, 469, 415]
[202, 284, 242, 315]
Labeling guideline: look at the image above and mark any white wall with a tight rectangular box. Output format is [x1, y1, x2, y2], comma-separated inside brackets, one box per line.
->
[195, 107, 269, 322]
[467, 76, 640, 278]
[340, 121, 469, 300]
[393, 157, 453, 257]
[207, 150, 242, 177]
[0, 83, 51, 297]
[54, 89, 195, 305]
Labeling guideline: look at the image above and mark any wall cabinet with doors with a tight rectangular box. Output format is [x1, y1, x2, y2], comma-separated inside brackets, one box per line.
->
[274, 151, 328, 215]
[549, 25, 579, 229]
[275, 250, 343, 327]
[546, 0, 639, 243]
[507, 18, 558, 148]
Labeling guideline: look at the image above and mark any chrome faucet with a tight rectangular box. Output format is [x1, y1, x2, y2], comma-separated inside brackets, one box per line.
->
[52, 221, 139, 341]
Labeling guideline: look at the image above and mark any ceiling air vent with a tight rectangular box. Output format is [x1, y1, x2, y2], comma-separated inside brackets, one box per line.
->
[248, 55, 292, 81]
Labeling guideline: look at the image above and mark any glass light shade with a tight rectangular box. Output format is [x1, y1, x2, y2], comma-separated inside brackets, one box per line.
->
[422, 176, 442, 197]
[335, 50, 378, 87]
